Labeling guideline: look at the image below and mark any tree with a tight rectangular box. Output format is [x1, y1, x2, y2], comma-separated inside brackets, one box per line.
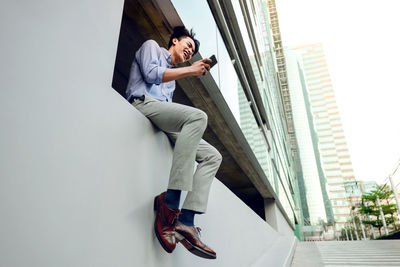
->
[357, 184, 398, 236]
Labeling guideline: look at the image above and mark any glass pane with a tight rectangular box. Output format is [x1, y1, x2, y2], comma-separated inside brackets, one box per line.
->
[171, 0, 240, 123]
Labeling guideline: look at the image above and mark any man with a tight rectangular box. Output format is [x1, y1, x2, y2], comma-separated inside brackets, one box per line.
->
[126, 26, 222, 259]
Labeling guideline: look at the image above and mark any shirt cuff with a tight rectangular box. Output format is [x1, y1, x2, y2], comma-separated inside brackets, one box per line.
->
[156, 66, 167, 85]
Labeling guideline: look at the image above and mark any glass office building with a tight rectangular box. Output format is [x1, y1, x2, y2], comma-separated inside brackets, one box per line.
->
[285, 48, 331, 227]
[286, 43, 357, 233]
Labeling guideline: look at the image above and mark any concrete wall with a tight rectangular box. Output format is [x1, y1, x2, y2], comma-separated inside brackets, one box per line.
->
[0, 0, 295, 266]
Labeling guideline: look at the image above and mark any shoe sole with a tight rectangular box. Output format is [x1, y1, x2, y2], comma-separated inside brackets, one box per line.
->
[153, 196, 173, 253]
[175, 232, 217, 259]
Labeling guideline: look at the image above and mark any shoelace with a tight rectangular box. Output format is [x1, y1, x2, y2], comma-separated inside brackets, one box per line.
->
[196, 227, 202, 237]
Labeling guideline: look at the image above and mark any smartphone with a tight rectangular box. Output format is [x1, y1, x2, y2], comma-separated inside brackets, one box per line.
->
[208, 55, 218, 69]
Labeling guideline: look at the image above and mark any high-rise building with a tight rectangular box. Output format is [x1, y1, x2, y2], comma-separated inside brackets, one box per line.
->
[285, 48, 332, 227]
[287, 43, 357, 232]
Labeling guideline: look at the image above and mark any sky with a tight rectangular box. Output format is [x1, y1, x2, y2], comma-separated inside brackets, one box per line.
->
[275, 0, 400, 184]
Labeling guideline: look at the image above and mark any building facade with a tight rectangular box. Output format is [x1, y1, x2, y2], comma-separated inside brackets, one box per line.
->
[286, 43, 357, 233]
[285, 48, 331, 227]
[233, 0, 304, 233]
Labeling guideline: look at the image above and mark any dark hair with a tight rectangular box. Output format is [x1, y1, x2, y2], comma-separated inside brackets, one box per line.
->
[168, 26, 200, 55]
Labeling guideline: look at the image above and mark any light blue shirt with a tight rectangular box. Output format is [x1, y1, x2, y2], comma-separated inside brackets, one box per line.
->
[126, 40, 176, 102]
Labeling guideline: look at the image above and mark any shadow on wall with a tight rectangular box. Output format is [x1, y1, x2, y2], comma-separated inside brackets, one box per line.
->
[112, 10, 146, 97]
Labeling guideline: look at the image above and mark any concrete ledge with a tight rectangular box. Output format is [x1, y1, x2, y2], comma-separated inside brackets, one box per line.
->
[250, 235, 297, 267]
[0, 98, 296, 266]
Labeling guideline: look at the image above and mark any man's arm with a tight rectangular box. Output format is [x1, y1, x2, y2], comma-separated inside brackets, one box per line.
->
[162, 58, 211, 83]
[137, 40, 167, 85]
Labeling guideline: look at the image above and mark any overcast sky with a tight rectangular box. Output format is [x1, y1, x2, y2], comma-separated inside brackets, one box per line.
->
[275, 0, 400, 184]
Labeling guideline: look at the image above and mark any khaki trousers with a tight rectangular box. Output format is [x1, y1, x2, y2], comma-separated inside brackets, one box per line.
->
[132, 96, 222, 213]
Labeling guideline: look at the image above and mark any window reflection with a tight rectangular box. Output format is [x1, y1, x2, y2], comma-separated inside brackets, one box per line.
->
[171, 0, 240, 123]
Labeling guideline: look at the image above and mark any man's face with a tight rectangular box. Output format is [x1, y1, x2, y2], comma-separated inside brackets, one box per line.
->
[171, 36, 195, 64]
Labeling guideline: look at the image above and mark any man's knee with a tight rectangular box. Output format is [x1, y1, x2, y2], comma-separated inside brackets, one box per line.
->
[192, 109, 208, 122]
[189, 109, 208, 128]
[210, 149, 222, 166]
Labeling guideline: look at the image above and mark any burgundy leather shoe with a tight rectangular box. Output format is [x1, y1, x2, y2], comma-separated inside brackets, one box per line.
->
[153, 192, 181, 253]
[175, 221, 217, 259]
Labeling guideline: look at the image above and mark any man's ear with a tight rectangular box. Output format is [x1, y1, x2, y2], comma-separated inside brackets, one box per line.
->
[172, 37, 179, 45]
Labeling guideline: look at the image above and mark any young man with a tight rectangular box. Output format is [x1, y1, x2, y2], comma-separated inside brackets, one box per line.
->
[126, 26, 222, 259]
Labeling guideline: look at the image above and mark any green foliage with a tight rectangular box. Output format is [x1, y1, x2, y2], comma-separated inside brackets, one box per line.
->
[340, 228, 347, 239]
[362, 219, 384, 228]
[358, 205, 377, 216]
[357, 184, 398, 233]
[382, 204, 397, 214]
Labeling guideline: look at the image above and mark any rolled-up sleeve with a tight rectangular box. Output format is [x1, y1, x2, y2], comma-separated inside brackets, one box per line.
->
[136, 40, 166, 85]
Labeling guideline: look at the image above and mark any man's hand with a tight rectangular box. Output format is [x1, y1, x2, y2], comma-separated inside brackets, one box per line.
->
[190, 58, 211, 77]
[162, 58, 212, 83]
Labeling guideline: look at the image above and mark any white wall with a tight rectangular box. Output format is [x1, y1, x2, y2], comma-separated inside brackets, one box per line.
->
[265, 199, 295, 237]
[0, 1, 295, 266]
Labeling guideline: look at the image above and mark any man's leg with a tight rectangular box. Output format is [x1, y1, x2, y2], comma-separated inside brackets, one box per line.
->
[132, 97, 208, 253]
[167, 133, 222, 259]
[164, 133, 222, 213]
[182, 139, 222, 213]
[178, 139, 222, 259]
[133, 97, 208, 191]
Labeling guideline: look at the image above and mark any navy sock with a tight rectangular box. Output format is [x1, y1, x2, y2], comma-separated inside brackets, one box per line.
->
[165, 189, 181, 209]
[178, 209, 197, 226]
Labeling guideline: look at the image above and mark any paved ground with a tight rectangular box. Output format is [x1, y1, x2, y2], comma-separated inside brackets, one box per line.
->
[291, 240, 400, 266]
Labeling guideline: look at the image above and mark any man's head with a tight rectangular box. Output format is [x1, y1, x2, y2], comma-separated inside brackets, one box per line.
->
[168, 26, 200, 64]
